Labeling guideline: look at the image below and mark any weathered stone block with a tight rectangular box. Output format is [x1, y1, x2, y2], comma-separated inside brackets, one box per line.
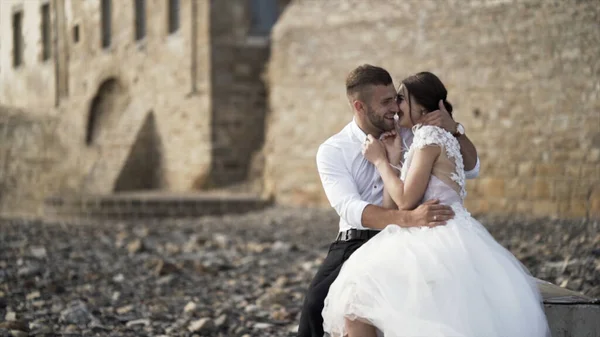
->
[564, 165, 581, 179]
[581, 165, 600, 180]
[588, 148, 600, 163]
[488, 198, 515, 213]
[530, 179, 552, 199]
[568, 200, 588, 219]
[505, 178, 528, 198]
[480, 178, 506, 198]
[465, 199, 489, 214]
[532, 200, 559, 218]
[518, 162, 535, 176]
[516, 201, 533, 214]
[552, 180, 572, 201]
[572, 181, 593, 199]
[465, 180, 480, 197]
[590, 186, 600, 219]
[535, 163, 563, 177]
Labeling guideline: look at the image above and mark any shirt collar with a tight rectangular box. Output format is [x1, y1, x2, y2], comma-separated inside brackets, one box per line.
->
[350, 118, 368, 143]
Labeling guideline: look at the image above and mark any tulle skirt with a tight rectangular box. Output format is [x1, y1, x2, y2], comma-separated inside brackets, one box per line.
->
[322, 205, 550, 337]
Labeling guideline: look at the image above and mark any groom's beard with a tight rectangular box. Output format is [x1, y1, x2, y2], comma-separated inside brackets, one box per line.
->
[367, 106, 395, 133]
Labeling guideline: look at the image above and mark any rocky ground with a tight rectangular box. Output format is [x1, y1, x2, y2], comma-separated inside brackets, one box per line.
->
[0, 207, 599, 337]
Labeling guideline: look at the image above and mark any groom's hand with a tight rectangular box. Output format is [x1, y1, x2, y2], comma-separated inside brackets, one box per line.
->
[419, 100, 457, 134]
[410, 199, 454, 227]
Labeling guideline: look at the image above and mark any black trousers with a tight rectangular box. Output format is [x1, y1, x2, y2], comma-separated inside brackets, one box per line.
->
[297, 238, 369, 337]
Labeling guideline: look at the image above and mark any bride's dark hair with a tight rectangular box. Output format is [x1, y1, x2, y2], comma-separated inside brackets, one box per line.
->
[400, 72, 453, 118]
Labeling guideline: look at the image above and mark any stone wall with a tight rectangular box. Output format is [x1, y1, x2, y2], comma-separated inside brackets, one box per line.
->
[0, 106, 71, 216]
[265, 0, 600, 218]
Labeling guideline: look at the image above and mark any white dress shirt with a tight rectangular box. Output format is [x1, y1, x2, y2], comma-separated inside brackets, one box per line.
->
[316, 118, 480, 233]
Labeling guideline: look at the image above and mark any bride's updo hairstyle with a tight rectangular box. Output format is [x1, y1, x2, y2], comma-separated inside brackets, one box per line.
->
[401, 72, 453, 118]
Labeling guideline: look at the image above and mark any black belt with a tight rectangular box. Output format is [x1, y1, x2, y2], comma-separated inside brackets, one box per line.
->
[335, 229, 380, 242]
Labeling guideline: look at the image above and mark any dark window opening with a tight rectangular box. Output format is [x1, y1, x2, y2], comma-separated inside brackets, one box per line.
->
[134, 0, 146, 41]
[13, 10, 24, 67]
[73, 25, 80, 43]
[41, 3, 51, 61]
[167, 0, 180, 34]
[101, 0, 111, 48]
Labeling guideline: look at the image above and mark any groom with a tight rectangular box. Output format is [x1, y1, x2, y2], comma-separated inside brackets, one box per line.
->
[297, 64, 481, 337]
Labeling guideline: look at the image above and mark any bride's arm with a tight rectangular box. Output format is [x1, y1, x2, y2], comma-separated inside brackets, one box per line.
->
[381, 163, 401, 209]
[374, 146, 440, 210]
[382, 187, 398, 209]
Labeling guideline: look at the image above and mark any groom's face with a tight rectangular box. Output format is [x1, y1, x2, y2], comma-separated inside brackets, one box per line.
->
[364, 84, 399, 133]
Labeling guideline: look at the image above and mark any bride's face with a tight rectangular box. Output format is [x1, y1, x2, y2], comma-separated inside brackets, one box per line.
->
[396, 85, 425, 128]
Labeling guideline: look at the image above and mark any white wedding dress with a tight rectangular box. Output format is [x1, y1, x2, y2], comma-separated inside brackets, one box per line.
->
[322, 126, 550, 337]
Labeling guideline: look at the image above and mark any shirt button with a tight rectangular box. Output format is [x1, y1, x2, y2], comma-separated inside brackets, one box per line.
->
[374, 185, 377, 188]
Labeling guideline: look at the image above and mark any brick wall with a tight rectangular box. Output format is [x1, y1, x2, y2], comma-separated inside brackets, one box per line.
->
[265, 0, 600, 218]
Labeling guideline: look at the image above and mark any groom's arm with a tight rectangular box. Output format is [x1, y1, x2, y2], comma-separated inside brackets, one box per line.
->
[317, 144, 453, 230]
[362, 200, 453, 229]
[456, 134, 480, 177]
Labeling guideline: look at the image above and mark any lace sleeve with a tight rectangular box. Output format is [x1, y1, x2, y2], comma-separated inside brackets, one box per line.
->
[410, 125, 467, 198]
[411, 125, 450, 150]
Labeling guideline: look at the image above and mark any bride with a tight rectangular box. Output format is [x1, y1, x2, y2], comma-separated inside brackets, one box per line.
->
[321, 72, 550, 337]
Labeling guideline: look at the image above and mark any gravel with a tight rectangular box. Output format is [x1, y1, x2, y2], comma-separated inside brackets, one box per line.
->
[0, 206, 598, 336]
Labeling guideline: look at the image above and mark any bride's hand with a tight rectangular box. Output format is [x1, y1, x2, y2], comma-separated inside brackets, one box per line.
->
[380, 130, 403, 165]
[362, 134, 388, 166]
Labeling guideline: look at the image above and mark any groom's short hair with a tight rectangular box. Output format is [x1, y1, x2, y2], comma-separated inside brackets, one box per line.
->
[346, 64, 393, 102]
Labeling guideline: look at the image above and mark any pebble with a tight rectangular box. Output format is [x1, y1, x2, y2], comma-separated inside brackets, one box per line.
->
[183, 301, 197, 313]
[26, 291, 40, 301]
[59, 301, 95, 326]
[254, 322, 273, 329]
[125, 319, 150, 327]
[29, 247, 47, 259]
[116, 305, 134, 314]
[188, 318, 213, 332]
[9, 330, 27, 337]
[214, 314, 227, 327]
[126, 239, 143, 254]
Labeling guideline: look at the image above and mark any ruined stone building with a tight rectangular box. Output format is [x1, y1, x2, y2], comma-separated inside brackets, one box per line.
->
[0, 0, 599, 219]
[0, 0, 288, 215]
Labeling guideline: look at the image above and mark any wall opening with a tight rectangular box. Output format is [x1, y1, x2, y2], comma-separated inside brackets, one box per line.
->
[86, 78, 127, 146]
[101, 0, 111, 48]
[41, 3, 51, 61]
[134, 0, 146, 41]
[73, 25, 80, 43]
[167, 0, 180, 34]
[12, 10, 24, 67]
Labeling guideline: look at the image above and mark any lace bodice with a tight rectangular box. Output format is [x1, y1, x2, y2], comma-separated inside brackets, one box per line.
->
[400, 125, 466, 205]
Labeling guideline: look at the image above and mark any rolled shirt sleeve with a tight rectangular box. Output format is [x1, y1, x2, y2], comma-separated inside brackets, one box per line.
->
[464, 156, 481, 180]
[316, 144, 369, 229]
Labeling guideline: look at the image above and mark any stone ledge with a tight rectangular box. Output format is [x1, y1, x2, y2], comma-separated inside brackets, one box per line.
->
[545, 303, 600, 337]
[43, 192, 273, 219]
